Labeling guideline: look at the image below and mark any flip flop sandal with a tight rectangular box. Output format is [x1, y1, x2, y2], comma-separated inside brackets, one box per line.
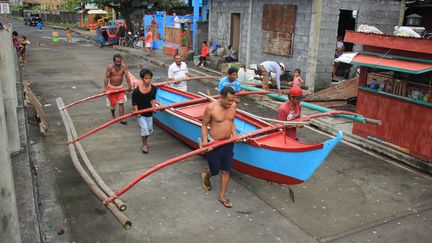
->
[142, 146, 149, 153]
[201, 171, 211, 191]
[219, 199, 233, 208]
[120, 121, 128, 125]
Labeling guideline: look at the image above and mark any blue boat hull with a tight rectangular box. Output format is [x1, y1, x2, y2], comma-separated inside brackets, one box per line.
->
[154, 87, 342, 185]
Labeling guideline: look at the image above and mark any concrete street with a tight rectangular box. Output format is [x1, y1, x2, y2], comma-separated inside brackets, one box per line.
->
[5, 18, 432, 242]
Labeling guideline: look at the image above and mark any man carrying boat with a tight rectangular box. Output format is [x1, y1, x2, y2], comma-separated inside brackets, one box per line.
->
[104, 54, 132, 124]
[278, 87, 303, 140]
[218, 67, 241, 93]
[201, 87, 237, 208]
[168, 54, 190, 91]
[132, 68, 157, 153]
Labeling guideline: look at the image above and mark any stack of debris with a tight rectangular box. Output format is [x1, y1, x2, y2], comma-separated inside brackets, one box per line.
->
[303, 78, 359, 109]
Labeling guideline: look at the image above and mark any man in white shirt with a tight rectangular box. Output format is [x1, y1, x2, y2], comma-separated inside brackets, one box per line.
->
[168, 54, 190, 91]
[172, 12, 181, 28]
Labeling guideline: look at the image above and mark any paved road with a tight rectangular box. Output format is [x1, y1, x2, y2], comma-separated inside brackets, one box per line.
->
[5, 18, 432, 243]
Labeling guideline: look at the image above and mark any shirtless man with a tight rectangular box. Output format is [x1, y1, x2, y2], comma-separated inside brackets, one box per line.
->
[201, 87, 237, 208]
[104, 54, 132, 124]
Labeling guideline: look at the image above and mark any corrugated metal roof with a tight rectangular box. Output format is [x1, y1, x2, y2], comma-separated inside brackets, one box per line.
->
[352, 54, 432, 74]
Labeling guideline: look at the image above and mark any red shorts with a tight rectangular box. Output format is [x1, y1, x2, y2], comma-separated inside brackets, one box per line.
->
[106, 85, 127, 108]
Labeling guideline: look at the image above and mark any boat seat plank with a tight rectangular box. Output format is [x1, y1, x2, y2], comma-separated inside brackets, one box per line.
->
[251, 132, 324, 152]
[176, 103, 209, 120]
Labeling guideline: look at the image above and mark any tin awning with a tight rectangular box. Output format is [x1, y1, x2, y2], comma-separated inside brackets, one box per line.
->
[343, 53, 432, 74]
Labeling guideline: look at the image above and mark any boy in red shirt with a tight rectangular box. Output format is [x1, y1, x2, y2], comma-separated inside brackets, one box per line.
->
[196, 41, 208, 67]
[277, 87, 303, 140]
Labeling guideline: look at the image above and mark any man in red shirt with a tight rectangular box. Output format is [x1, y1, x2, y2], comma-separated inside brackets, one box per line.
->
[277, 87, 303, 140]
[145, 26, 153, 56]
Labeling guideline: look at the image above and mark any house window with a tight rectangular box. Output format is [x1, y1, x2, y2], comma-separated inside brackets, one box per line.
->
[262, 4, 296, 56]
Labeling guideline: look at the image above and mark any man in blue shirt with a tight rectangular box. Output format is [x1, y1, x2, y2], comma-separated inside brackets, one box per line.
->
[218, 67, 241, 93]
[258, 61, 285, 90]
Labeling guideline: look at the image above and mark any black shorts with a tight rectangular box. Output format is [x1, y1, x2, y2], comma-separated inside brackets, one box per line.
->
[205, 143, 234, 175]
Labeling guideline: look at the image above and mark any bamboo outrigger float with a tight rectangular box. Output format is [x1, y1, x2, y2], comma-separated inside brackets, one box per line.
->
[56, 98, 131, 229]
[57, 76, 381, 228]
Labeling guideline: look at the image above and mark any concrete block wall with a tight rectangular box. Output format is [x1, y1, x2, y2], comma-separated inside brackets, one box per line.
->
[196, 21, 209, 55]
[314, 0, 401, 90]
[209, 0, 312, 75]
[209, 0, 250, 60]
[209, 0, 401, 91]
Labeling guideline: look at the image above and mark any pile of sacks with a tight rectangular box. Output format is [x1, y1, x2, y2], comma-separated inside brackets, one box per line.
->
[356, 24, 422, 38]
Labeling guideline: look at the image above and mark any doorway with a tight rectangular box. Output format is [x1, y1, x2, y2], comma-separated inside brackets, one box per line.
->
[230, 13, 241, 57]
[337, 10, 357, 51]
[334, 10, 357, 79]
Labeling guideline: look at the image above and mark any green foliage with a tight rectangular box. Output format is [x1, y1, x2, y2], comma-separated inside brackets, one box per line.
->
[10, 4, 25, 11]
[63, 0, 82, 11]
[89, 0, 183, 11]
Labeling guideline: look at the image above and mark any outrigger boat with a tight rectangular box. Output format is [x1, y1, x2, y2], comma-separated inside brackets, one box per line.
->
[59, 76, 381, 227]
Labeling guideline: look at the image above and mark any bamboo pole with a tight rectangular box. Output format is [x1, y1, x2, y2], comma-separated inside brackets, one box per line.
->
[103, 124, 285, 205]
[56, 98, 131, 229]
[59, 98, 127, 211]
[61, 88, 129, 110]
[62, 76, 221, 110]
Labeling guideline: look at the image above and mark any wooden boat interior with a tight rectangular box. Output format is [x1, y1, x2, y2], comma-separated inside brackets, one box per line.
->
[175, 103, 324, 152]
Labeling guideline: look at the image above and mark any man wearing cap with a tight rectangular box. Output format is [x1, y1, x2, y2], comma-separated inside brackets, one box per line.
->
[278, 87, 303, 140]
[258, 61, 285, 91]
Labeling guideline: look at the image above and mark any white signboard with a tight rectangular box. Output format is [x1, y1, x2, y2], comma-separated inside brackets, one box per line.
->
[0, 3, 10, 14]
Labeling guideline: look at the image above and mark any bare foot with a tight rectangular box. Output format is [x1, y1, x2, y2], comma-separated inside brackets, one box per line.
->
[201, 170, 211, 191]
[218, 198, 233, 208]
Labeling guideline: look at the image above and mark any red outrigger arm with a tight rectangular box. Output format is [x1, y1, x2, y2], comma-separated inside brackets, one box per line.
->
[66, 91, 271, 144]
[61, 76, 221, 110]
[103, 123, 285, 205]
[61, 88, 129, 110]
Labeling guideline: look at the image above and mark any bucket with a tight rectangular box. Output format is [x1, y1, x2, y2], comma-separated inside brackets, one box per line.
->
[193, 55, 200, 65]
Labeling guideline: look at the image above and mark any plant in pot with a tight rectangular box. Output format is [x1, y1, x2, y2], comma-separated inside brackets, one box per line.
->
[179, 24, 188, 56]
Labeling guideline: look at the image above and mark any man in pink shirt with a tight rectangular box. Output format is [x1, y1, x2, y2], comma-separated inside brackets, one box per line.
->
[145, 26, 153, 56]
[277, 87, 303, 140]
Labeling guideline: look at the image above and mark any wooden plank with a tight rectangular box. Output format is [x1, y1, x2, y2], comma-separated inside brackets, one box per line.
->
[262, 4, 296, 56]
[23, 81, 48, 134]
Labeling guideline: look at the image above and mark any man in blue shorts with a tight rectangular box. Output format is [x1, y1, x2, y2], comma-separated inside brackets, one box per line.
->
[201, 87, 237, 208]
